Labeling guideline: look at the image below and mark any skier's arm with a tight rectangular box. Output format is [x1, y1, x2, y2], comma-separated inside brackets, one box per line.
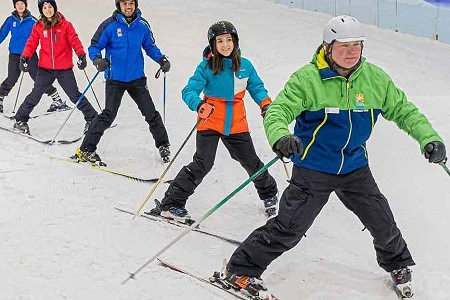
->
[141, 18, 164, 63]
[246, 61, 272, 109]
[21, 23, 40, 58]
[382, 79, 443, 150]
[181, 63, 208, 112]
[88, 19, 112, 61]
[0, 17, 12, 45]
[66, 21, 85, 57]
[264, 71, 306, 148]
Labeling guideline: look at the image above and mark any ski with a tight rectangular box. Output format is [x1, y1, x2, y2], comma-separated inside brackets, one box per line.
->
[157, 258, 279, 300]
[1, 106, 71, 120]
[0, 124, 82, 145]
[115, 204, 242, 246]
[53, 156, 171, 183]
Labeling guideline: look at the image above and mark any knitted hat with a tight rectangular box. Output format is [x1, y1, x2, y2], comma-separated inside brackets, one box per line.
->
[38, 0, 57, 15]
[13, 0, 28, 8]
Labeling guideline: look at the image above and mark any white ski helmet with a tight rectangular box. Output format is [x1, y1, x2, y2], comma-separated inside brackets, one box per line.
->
[323, 15, 365, 43]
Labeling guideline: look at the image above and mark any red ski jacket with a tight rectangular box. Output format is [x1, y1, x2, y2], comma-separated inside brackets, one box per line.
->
[21, 13, 85, 70]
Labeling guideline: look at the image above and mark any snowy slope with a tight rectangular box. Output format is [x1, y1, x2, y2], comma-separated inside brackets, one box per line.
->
[0, 0, 449, 299]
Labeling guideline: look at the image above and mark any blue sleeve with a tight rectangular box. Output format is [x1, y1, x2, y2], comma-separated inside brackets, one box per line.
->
[181, 62, 208, 111]
[0, 17, 12, 45]
[88, 18, 114, 61]
[140, 20, 163, 62]
[245, 61, 270, 105]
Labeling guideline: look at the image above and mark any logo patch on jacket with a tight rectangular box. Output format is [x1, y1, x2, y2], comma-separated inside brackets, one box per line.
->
[43, 30, 48, 38]
[117, 28, 122, 37]
[13, 22, 17, 27]
[355, 93, 365, 108]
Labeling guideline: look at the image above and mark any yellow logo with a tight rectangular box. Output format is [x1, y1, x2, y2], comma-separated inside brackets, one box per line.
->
[355, 93, 365, 108]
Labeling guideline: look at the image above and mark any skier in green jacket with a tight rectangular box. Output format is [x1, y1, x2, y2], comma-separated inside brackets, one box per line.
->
[215, 15, 446, 299]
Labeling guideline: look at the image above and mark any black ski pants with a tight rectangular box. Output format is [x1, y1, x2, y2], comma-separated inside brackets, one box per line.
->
[14, 68, 97, 122]
[227, 165, 415, 277]
[0, 53, 57, 98]
[160, 130, 278, 211]
[81, 77, 169, 152]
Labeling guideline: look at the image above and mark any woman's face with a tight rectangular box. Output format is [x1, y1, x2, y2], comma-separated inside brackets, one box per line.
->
[42, 3, 55, 19]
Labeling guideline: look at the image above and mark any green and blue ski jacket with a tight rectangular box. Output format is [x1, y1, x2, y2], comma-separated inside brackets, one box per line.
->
[264, 45, 442, 174]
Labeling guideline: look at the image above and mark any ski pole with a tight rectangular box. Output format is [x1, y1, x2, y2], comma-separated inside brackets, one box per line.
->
[12, 72, 24, 114]
[83, 70, 102, 111]
[440, 158, 450, 176]
[49, 71, 100, 144]
[133, 118, 202, 218]
[121, 156, 279, 285]
[282, 161, 290, 181]
[163, 72, 166, 124]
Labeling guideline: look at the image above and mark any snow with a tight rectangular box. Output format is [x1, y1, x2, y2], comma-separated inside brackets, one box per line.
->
[0, 0, 449, 299]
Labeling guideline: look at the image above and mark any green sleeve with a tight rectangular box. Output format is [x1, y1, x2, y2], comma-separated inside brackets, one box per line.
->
[382, 79, 443, 150]
[264, 71, 306, 148]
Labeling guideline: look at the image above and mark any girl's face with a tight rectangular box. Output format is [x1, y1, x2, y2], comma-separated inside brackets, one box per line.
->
[215, 33, 234, 57]
[42, 3, 55, 19]
[15, 1, 26, 14]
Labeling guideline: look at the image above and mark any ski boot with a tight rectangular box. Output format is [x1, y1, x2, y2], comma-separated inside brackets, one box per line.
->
[73, 147, 106, 166]
[158, 144, 171, 163]
[263, 195, 278, 218]
[47, 91, 70, 112]
[160, 206, 192, 224]
[210, 261, 274, 300]
[13, 121, 30, 134]
[391, 267, 413, 298]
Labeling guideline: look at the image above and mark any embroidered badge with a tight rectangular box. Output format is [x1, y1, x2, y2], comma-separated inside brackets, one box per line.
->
[13, 21, 17, 27]
[43, 30, 48, 38]
[117, 28, 122, 37]
[355, 93, 365, 108]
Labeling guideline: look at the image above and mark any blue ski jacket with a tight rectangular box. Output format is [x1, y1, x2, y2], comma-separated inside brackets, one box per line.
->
[88, 9, 165, 82]
[0, 10, 37, 55]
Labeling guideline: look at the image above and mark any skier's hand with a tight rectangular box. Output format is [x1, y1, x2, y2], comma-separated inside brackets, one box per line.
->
[158, 56, 170, 73]
[20, 56, 29, 72]
[261, 104, 270, 118]
[424, 141, 446, 163]
[77, 54, 87, 70]
[93, 57, 110, 72]
[273, 135, 303, 159]
[197, 101, 214, 119]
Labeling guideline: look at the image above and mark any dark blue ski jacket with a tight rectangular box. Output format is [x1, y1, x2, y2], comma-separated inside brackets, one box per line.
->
[0, 10, 37, 55]
[88, 9, 165, 82]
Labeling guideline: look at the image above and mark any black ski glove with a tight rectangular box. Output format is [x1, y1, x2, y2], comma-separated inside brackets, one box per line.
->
[158, 56, 170, 73]
[20, 56, 29, 72]
[273, 135, 303, 159]
[93, 57, 110, 72]
[424, 141, 446, 163]
[261, 104, 270, 117]
[77, 54, 87, 70]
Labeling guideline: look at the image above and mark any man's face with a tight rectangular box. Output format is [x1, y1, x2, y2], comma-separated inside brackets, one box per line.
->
[330, 41, 363, 69]
[120, 0, 136, 17]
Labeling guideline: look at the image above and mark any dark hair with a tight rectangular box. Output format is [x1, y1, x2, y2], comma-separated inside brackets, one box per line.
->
[207, 35, 241, 75]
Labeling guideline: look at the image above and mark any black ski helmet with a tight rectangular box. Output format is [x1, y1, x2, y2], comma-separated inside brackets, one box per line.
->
[115, 0, 138, 11]
[207, 21, 238, 50]
[38, 0, 57, 15]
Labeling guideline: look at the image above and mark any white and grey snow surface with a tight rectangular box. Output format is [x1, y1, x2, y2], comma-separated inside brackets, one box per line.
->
[0, 0, 449, 299]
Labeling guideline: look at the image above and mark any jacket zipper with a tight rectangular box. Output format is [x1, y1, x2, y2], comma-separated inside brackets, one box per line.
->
[50, 28, 55, 70]
[337, 81, 353, 175]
